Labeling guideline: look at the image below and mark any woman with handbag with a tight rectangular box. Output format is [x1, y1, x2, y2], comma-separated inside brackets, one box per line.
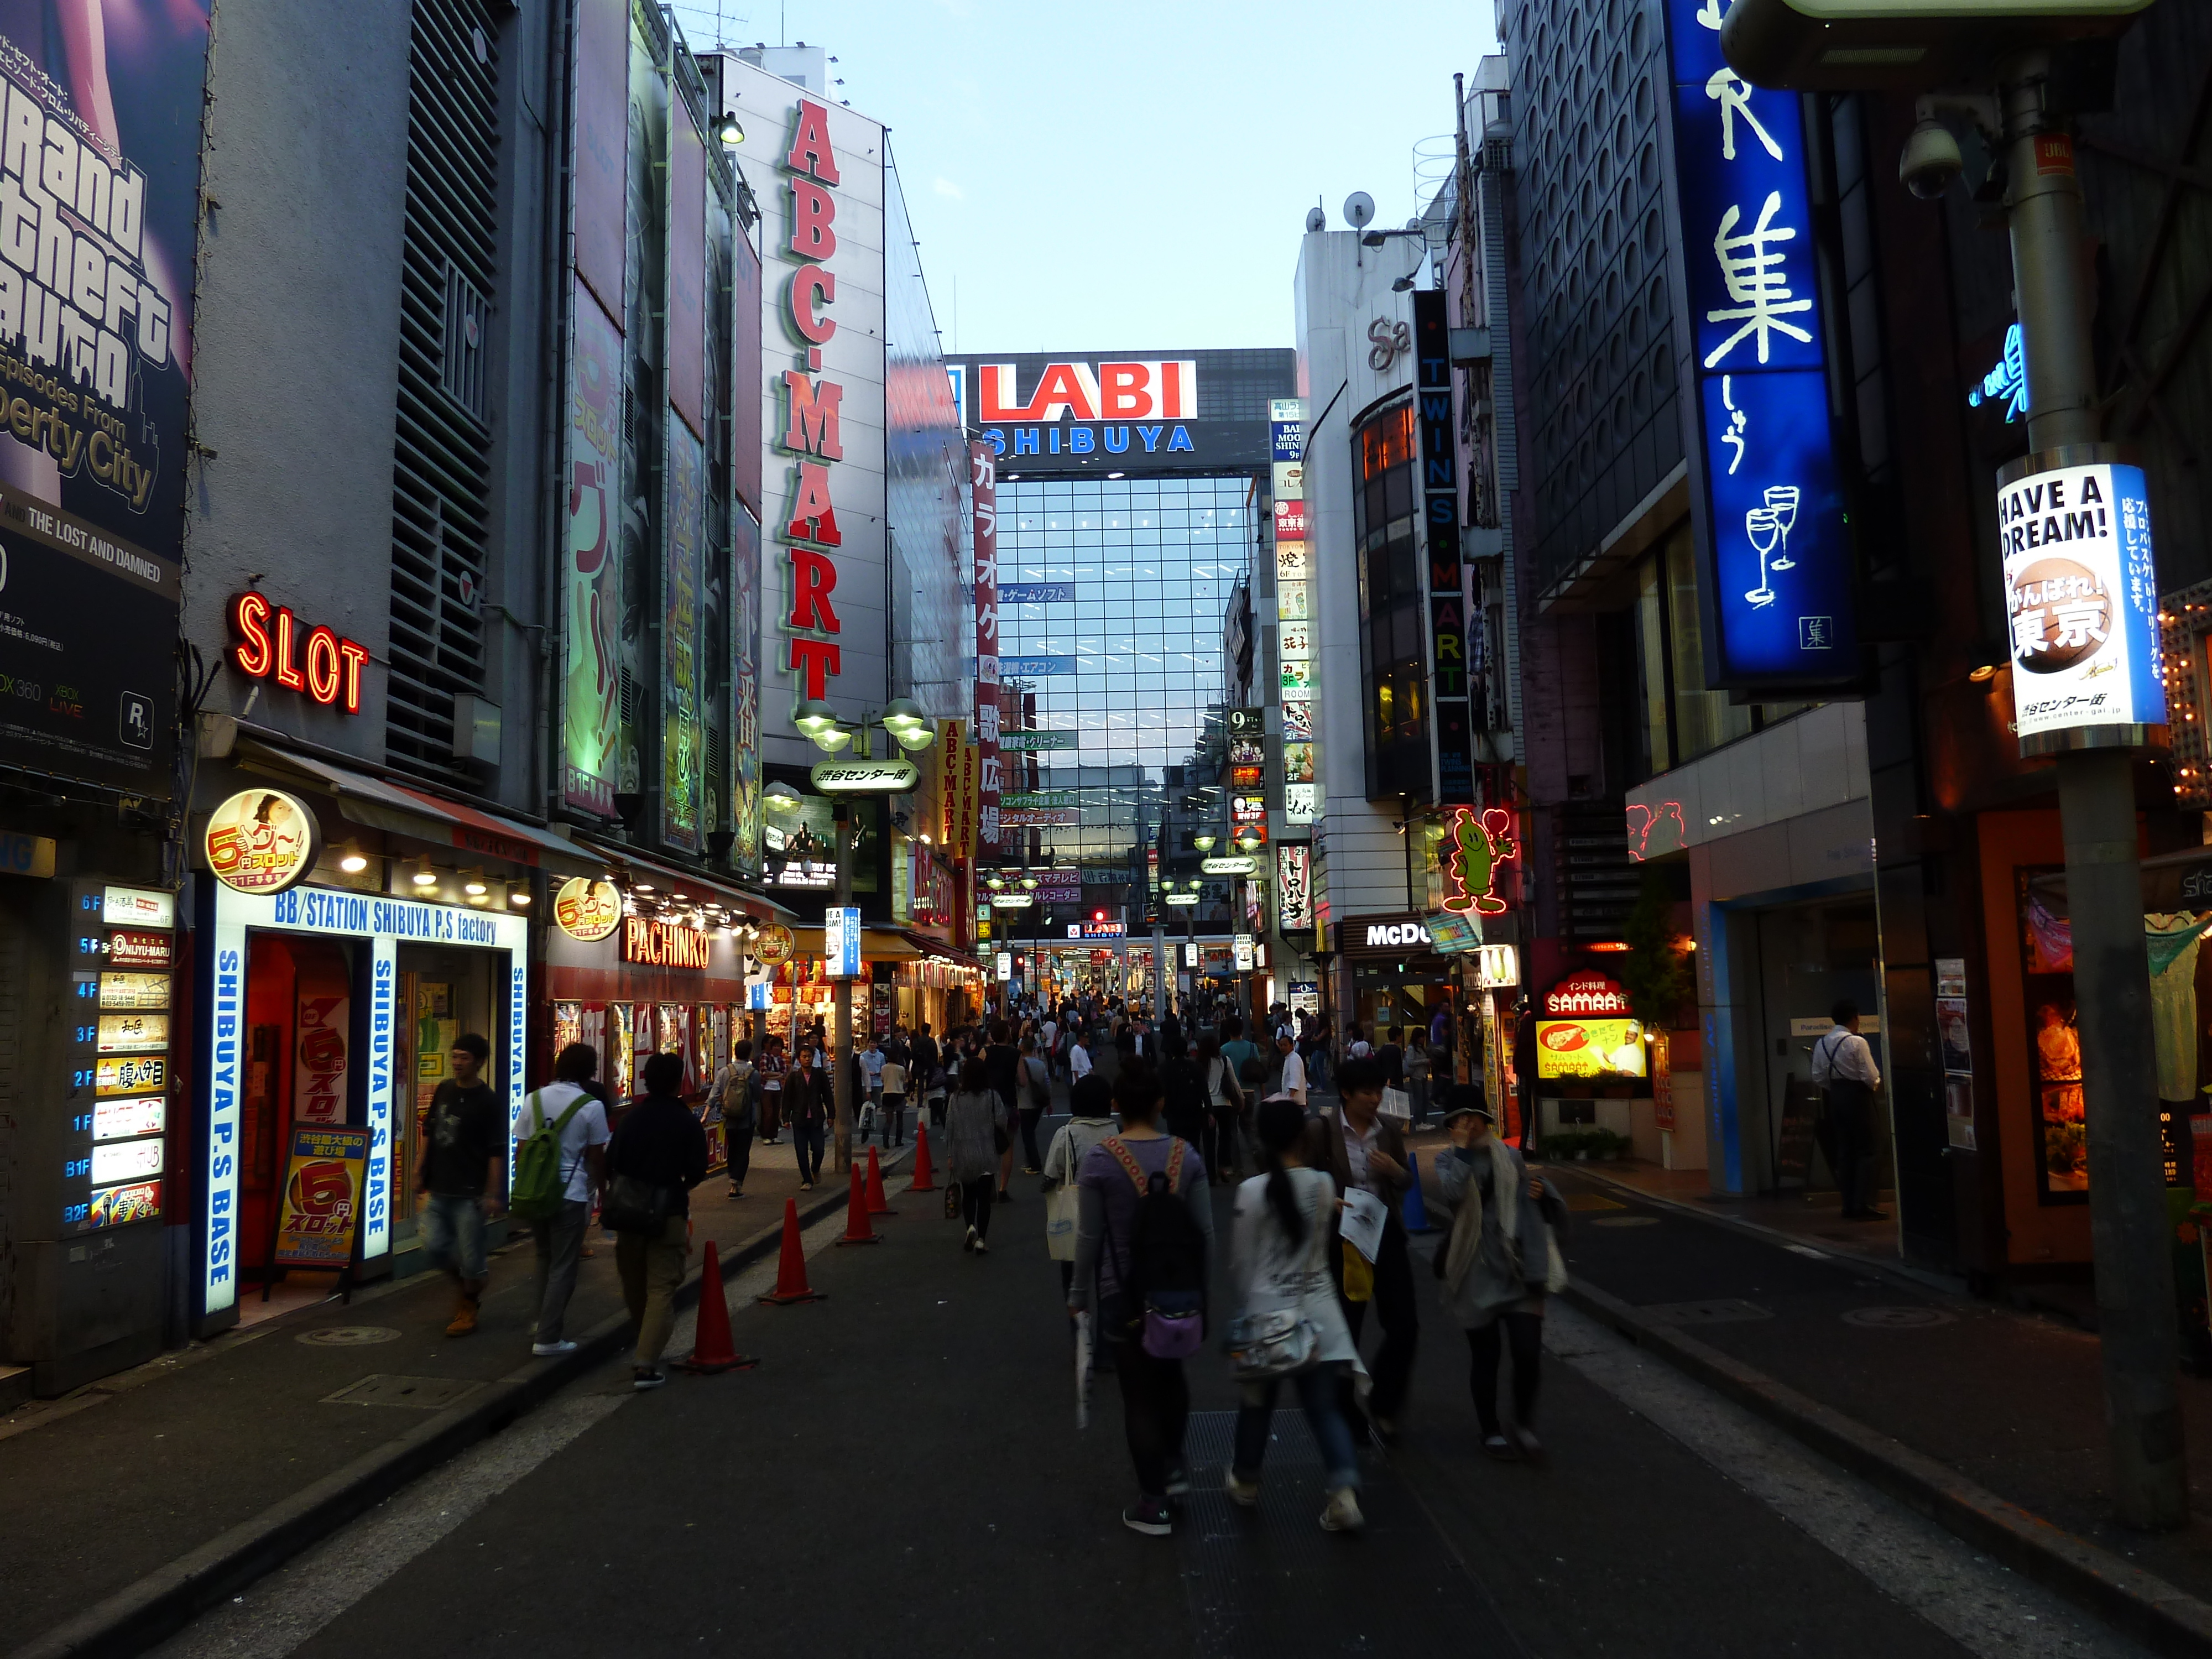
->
[1198, 1034, 1244, 1186]
[943, 1057, 1003, 1253]
[603, 1051, 708, 1391]
[1224, 1097, 1365, 1531]
[1433, 1086, 1568, 1460]
[1042, 1074, 1118, 1310]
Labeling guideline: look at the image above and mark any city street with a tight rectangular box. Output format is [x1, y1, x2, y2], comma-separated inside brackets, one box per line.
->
[92, 1107, 2150, 1659]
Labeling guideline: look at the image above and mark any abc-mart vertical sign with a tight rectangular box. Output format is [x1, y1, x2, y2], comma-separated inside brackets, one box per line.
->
[1998, 446, 2164, 755]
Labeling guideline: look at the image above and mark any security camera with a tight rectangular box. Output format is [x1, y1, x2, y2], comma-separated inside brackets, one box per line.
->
[1899, 116, 1964, 201]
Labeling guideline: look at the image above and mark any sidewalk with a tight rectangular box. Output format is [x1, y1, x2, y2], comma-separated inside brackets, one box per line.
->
[1510, 1157, 2212, 1647]
[0, 1133, 909, 1657]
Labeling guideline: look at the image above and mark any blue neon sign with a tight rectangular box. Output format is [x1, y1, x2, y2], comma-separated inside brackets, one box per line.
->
[1670, 0, 1859, 685]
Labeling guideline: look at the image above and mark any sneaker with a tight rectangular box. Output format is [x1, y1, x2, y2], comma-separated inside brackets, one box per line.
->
[1514, 1426, 1546, 1464]
[1225, 1472, 1261, 1507]
[963, 1227, 977, 1253]
[1482, 1433, 1516, 1460]
[1321, 1488, 1365, 1533]
[1023, 1166, 1042, 1176]
[972, 1238, 989, 1255]
[1121, 1496, 1174, 1537]
[1165, 1465, 1191, 1498]
[444, 1296, 478, 1338]
[632, 1369, 666, 1391]
[799, 1181, 813, 1192]
[531, 1339, 578, 1357]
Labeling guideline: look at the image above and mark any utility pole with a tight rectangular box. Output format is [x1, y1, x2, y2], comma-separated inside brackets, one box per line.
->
[1999, 49, 2185, 1528]
[832, 801, 854, 1175]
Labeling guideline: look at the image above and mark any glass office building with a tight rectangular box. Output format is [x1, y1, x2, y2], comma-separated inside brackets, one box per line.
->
[947, 348, 1296, 935]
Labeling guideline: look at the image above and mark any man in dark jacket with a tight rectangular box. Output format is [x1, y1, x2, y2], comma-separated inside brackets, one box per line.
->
[607, 1051, 708, 1390]
[1301, 1056, 1417, 1444]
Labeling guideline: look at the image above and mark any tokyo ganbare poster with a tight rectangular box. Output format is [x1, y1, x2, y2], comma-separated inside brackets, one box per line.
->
[0, 1, 210, 795]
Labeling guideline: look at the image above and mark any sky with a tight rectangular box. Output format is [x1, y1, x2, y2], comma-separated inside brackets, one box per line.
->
[668, 0, 1501, 355]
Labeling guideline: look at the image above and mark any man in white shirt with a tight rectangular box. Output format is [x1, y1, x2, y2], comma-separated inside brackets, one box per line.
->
[1811, 999, 1884, 1220]
[1068, 1034, 1093, 1083]
[1040, 1015, 1060, 1078]
[1275, 1030, 1307, 1105]
[511, 1043, 611, 1355]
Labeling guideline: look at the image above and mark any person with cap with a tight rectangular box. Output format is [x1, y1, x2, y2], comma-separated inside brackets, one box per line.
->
[1433, 1083, 1567, 1461]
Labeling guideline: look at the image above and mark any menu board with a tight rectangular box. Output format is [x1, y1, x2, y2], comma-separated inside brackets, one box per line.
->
[64, 880, 172, 1234]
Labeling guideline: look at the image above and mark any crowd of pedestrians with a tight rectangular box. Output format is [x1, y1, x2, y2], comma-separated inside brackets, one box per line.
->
[462, 982, 1561, 1530]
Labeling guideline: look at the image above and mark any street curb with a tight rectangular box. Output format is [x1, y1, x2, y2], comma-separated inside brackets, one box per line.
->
[1559, 1277, 2212, 1659]
[6, 1163, 884, 1659]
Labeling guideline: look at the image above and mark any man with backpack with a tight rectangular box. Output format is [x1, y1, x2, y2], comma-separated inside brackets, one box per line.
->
[1069, 1065, 1216, 1538]
[509, 1042, 611, 1357]
[709, 1040, 759, 1198]
[1219, 1016, 1262, 1104]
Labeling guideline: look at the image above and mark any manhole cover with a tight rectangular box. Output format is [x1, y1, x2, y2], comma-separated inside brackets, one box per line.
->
[1641, 1297, 1773, 1326]
[1841, 1305, 1956, 1329]
[322, 1374, 486, 1410]
[298, 1326, 402, 1347]
[1593, 1215, 1660, 1227]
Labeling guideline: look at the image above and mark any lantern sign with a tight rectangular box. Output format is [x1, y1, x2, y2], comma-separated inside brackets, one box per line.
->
[753, 922, 796, 966]
[204, 789, 321, 895]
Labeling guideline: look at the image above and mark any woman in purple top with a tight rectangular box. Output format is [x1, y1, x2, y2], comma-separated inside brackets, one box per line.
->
[1070, 1061, 1217, 1538]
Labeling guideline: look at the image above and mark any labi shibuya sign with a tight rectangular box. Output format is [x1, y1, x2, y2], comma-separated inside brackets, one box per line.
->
[1666, 0, 1860, 691]
[1998, 448, 2164, 754]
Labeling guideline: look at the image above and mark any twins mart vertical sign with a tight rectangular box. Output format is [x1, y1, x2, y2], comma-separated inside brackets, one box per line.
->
[0, 6, 210, 796]
[1666, 0, 1860, 690]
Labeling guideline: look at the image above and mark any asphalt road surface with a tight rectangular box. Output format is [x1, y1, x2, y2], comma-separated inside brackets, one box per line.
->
[152, 1129, 2152, 1659]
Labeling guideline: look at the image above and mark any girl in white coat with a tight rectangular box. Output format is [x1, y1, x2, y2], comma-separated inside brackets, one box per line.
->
[1223, 1098, 1366, 1533]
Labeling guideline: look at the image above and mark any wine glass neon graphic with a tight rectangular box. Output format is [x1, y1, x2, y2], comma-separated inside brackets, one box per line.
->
[1765, 485, 1801, 571]
[1745, 506, 1780, 609]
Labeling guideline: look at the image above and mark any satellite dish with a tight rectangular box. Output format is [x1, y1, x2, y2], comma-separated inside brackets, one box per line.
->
[1304, 205, 1327, 233]
[1342, 191, 1375, 230]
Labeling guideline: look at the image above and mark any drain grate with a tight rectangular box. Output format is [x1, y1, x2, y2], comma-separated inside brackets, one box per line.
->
[298, 1326, 402, 1347]
[1640, 1297, 1772, 1326]
[1841, 1305, 1957, 1329]
[322, 1374, 485, 1410]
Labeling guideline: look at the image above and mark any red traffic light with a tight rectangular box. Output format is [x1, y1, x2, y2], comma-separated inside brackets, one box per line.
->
[1092, 909, 1106, 922]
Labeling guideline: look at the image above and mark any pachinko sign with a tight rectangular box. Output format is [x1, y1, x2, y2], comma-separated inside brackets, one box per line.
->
[203, 788, 321, 895]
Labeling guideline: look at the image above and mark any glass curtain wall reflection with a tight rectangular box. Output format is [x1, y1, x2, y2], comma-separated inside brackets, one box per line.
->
[995, 476, 1253, 917]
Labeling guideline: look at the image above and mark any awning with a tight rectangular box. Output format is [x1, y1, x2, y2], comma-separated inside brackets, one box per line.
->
[236, 739, 603, 877]
[791, 926, 927, 961]
[570, 832, 797, 925]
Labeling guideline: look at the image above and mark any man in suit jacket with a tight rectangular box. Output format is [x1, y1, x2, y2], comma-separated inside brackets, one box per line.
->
[1300, 1056, 1418, 1444]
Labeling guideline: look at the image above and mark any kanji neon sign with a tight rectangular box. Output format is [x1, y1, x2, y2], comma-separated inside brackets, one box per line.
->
[1441, 807, 1516, 916]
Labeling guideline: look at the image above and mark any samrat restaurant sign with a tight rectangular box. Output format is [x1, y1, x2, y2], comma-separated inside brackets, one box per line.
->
[1537, 969, 1645, 1082]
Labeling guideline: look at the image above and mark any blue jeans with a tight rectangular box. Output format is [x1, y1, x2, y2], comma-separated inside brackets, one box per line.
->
[1233, 1361, 1360, 1491]
[420, 1192, 487, 1281]
[793, 1119, 827, 1184]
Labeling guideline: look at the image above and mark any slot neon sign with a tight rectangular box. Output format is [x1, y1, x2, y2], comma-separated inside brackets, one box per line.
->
[229, 591, 369, 714]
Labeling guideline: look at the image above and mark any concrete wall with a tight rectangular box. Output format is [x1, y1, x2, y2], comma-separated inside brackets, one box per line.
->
[184, 3, 414, 760]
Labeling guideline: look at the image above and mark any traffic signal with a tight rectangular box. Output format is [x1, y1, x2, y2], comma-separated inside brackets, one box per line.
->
[1092, 908, 1105, 922]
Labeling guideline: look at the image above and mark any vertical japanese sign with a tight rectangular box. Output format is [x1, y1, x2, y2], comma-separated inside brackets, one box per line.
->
[571, 0, 627, 317]
[1276, 842, 1314, 931]
[731, 505, 764, 874]
[972, 440, 1001, 858]
[1271, 399, 1317, 824]
[0, 5, 210, 796]
[1667, 0, 1859, 687]
[1415, 294, 1475, 804]
[271, 1126, 368, 1269]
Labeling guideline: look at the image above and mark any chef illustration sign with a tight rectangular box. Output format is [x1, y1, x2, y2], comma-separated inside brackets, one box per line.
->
[1537, 969, 1646, 1082]
[1997, 450, 2163, 753]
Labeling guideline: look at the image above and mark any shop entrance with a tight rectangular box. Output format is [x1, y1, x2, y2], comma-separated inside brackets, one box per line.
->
[237, 933, 357, 1296]
[393, 945, 500, 1262]
[1755, 899, 1885, 1198]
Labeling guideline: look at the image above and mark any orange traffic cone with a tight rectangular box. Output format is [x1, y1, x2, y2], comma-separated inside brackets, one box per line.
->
[864, 1145, 898, 1215]
[908, 1122, 937, 1192]
[834, 1165, 880, 1245]
[679, 1240, 758, 1372]
[758, 1198, 828, 1304]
